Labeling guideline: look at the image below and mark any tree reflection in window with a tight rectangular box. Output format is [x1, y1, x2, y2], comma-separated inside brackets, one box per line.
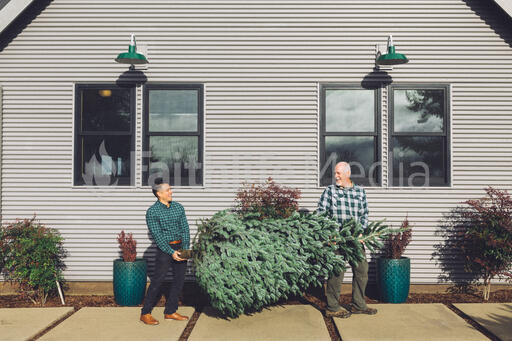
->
[391, 87, 449, 187]
[143, 84, 203, 187]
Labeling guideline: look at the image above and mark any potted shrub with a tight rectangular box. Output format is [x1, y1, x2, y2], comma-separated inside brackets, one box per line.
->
[377, 216, 412, 303]
[113, 230, 147, 306]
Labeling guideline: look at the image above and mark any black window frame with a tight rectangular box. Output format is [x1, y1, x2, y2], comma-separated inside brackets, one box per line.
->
[319, 84, 381, 187]
[73, 84, 136, 186]
[142, 83, 204, 187]
[388, 84, 451, 187]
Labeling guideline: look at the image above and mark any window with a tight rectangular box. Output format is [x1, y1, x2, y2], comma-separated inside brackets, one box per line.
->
[389, 85, 450, 186]
[143, 84, 203, 186]
[74, 84, 135, 186]
[320, 85, 381, 186]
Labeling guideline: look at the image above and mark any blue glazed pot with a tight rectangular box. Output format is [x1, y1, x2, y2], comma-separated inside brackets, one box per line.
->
[113, 258, 147, 306]
[377, 257, 410, 303]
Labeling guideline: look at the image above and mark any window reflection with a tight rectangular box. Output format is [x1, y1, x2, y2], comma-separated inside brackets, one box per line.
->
[392, 136, 446, 186]
[81, 136, 131, 186]
[325, 89, 374, 132]
[149, 90, 198, 132]
[148, 136, 200, 186]
[81, 89, 131, 132]
[321, 136, 378, 186]
[394, 90, 444, 133]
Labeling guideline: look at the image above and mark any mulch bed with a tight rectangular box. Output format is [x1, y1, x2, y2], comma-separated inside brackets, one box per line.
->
[1, 284, 511, 341]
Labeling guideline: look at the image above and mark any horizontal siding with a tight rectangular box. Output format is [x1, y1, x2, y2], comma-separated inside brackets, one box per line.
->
[0, 0, 511, 283]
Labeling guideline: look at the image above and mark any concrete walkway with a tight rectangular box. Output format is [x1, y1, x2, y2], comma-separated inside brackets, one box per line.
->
[333, 304, 486, 341]
[189, 305, 330, 341]
[0, 303, 509, 340]
[454, 303, 512, 341]
[0, 307, 73, 341]
[38, 307, 194, 341]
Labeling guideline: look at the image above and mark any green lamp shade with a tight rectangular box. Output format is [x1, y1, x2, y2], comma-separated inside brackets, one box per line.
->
[115, 35, 148, 65]
[115, 45, 148, 65]
[377, 46, 409, 65]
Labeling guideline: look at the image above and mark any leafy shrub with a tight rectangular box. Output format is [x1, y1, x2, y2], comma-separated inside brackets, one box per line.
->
[383, 216, 412, 259]
[193, 210, 390, 317]
[235, 177, 301, 220]
[439, 187, 512, 300]
[1, 217, 67, 306]
[117, 230, 137, 262]
[0, 227, 7, 272]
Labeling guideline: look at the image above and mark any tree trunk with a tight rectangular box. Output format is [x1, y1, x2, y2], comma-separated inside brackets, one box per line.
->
[482, 278, 491, 301]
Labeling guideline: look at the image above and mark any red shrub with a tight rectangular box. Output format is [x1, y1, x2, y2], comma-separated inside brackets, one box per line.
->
[117, 230, 137, 262]
[235, 177, 301, 220]
[384, 216, 412, 259]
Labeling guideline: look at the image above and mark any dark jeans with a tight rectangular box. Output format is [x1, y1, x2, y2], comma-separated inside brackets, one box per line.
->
[141, 247, 186, 315]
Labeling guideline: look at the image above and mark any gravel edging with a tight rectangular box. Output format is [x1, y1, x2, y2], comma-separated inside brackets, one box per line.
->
[179, 307, 203, 341]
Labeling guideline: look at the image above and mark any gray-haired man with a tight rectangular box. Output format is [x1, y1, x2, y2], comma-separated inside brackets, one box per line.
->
[318, 162, 377, 318]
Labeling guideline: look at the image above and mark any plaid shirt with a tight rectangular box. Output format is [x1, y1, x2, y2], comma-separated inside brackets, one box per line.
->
[317, 184, 369, 230]
[146, 200, 190, 255]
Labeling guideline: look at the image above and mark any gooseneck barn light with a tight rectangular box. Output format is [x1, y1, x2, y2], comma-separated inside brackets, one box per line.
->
[376, 35, 409, 66]
[115, 34, 148, 67]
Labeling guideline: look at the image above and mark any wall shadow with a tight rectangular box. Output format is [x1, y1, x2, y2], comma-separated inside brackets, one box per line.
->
[361, 68, 393, 89]
[431, 208, 481, 293]
[116, 70, 148, 88]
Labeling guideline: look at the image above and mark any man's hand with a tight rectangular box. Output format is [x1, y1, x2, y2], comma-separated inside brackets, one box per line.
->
[358, 233, 365, 245]
[172, 251, 186, 262]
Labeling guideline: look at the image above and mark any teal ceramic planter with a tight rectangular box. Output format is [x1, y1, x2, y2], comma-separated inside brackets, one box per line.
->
[377, 257, 410, 303]
[113, 258, 147, 306]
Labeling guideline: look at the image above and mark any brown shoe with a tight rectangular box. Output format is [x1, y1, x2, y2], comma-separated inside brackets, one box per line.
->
[140, 313, 159, 325]
[350, 306, 377, 315]
[325, 309, 352, 318]
[164, 312, 189, 321]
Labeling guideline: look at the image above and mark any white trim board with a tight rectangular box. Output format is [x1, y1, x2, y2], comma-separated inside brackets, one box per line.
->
[0, 0, 34, 35]
[494, 0, 512, 19]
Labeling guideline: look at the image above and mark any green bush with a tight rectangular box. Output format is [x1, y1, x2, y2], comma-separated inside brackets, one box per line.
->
[193, 210, 390, 317]
[1, 217, 67, 306]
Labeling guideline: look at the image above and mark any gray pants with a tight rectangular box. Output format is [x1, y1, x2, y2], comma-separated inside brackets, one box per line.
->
[326, 259, 369, 312]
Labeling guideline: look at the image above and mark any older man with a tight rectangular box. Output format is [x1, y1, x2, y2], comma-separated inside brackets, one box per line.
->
[318, 162, 377, 318]
[140, 180, 190, 325]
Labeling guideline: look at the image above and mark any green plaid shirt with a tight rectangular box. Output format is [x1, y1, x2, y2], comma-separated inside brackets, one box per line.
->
[146, 200, 190, 255]
[317, 184, 369, 229]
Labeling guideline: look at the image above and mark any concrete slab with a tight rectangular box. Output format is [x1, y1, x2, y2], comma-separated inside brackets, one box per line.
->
[454, 303, 512, 341]
[189, 305, 330, 341]
[0, 307, 73, 341]
[333, 304, 487, 341]
[38, 306, 194, 341]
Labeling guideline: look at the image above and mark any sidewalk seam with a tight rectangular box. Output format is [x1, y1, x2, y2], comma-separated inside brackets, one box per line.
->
[178, 307, 201, 341]
[28, 307, 77, 341]
[324, 314, 343, 341]
[445, 304, 500, 341]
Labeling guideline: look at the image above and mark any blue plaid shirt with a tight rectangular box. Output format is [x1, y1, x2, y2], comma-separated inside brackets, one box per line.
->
[146, 200, 190, 255]
[317, 184, 369, 230]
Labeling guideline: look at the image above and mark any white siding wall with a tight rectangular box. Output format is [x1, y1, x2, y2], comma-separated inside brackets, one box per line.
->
[0, 0, 511, 283]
